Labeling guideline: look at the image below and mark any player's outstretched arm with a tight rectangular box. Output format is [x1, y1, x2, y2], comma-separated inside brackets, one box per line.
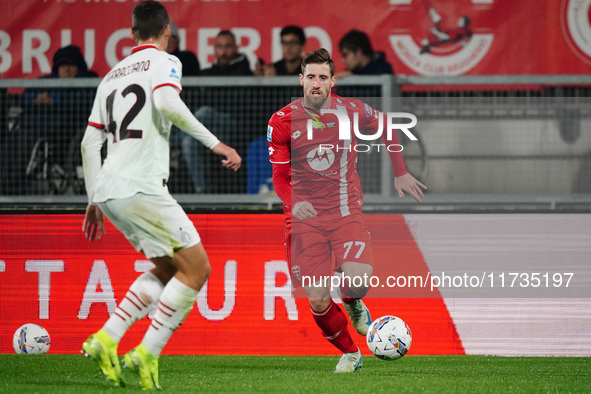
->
[211, 142, 242, 171]
[154, 85, 220, 150]
[83, 204, 106, 241]
[395, 173, 427, 203]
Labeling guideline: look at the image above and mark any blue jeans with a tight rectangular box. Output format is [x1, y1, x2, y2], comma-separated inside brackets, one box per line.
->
[171, 106, 236, 193]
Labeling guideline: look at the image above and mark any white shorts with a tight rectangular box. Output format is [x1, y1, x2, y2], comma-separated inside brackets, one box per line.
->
[99, 193, 201, 259]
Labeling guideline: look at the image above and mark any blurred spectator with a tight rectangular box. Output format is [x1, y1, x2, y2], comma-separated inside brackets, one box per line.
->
[51, 45, 98, 78]
[15, 45, 98, 194]
[172, 30, 249, 193]
[336, 30, 393, 78]
[165, 20, 201, 191]
[166, 20, 201, 76]
[257, 25, 306, 76]
[201, 31, 253, 76]
[33, 45, 98, 104]
[171, 105, 237, 193]
[254, 57, 266, 76]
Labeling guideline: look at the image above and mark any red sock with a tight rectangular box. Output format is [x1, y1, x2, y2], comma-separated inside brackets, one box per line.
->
[341, 296, 357, 305]
[311, 300, 358, 354]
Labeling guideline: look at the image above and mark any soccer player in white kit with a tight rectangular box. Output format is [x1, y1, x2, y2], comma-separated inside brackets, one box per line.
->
[80, 1, 241, 389]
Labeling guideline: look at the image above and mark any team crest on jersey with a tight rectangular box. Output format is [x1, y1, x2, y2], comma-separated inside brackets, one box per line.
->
[291, 265, 301, 281]
[179, 228, 191, 243]
[307, 146, 335, 172]
[169, 67, 180, 79]
[267, 126, 273, 142]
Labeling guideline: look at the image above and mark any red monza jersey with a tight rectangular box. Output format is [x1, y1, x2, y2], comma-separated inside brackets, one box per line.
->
[267, 95, 408, 220]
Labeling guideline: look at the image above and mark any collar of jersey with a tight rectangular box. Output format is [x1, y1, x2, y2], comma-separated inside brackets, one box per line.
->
[131, 44, 159, 54]
[298, 94, 341, 112]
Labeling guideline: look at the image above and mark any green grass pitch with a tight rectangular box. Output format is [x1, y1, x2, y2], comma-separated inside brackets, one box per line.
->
[0, 355, 589, 393]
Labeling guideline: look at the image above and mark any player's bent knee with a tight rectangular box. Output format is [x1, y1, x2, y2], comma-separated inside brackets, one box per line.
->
[308, 297, 331, 312]
[186, 259, 211, 291]
[197, 260, 211, 282]
[342, 285, 370, 300]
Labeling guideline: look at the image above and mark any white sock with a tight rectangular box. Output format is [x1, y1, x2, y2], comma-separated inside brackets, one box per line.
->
[142, 276, 197, 357]
[103, 272, 164, 342]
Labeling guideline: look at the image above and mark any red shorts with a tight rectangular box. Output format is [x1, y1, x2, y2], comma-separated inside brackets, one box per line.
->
[285, 213, 374, 288]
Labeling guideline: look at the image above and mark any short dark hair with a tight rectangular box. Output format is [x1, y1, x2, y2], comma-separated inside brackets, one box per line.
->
[217, 30, 237, 41]
[338, 29, 374, 57]
[132, 1, 169, 41]
[280, 25, 306, 45]
[301, 48, 334, 76]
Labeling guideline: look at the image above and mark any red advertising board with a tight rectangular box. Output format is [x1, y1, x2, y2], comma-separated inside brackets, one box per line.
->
[1, 0, 590, 79]
[0, 214, 463, 356]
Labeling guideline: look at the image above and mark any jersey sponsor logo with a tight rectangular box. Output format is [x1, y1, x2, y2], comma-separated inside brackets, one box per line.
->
[277, 111, 285, 117]
[306, 146, 335, 172]
[316, 170, 338, 177]
[303, 107, 329, 130]
[292, 130, 302, 139]
[267, 125, 273, 142]
[310, 121, 336, 129]
[389, 0, 494, 75]
[562, 0, 591, 64]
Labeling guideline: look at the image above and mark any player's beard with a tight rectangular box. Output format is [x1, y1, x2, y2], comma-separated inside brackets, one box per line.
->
[304, 93, 330, 111]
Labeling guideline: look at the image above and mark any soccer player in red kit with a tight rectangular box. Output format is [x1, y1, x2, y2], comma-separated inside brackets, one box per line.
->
[267, 48, 426, 372]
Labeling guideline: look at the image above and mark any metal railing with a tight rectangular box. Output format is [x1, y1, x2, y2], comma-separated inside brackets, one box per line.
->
[1, 75, 590, 211]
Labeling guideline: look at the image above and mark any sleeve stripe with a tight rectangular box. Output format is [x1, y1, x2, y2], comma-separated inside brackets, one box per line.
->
[153, 83, 182, 93]
[270, 160, 290, 164]
[88, 121, 105, 129]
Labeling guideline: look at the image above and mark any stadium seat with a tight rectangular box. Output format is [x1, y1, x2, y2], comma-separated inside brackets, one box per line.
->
[246, 136, 273, 194]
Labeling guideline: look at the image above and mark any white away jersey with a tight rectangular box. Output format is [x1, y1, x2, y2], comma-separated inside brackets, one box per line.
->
[87, 44, 183, 203]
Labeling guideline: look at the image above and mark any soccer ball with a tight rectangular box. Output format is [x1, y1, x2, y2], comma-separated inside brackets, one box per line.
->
[366, 315, 412, 360]
[13, 323, 51, 354]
